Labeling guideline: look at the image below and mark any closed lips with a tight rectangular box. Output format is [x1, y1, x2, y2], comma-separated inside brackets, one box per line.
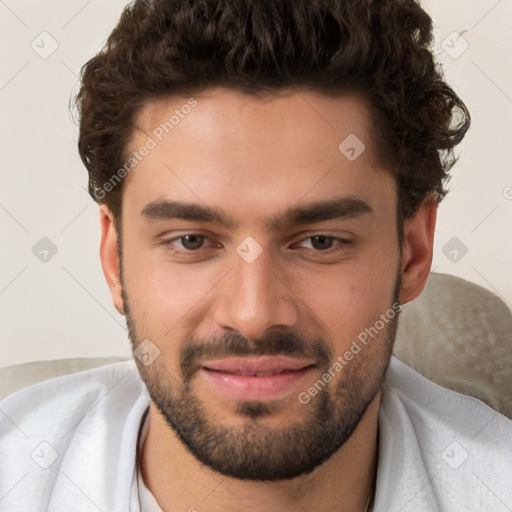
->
[202, 356, 315, 375]
[201, 356, 317, 400]
[208, 369, 300, 377]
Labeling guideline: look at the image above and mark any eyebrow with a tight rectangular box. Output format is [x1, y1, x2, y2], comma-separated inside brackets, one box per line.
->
[141, 196, 373, 231]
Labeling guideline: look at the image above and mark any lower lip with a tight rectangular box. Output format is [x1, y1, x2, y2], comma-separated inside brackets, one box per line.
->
[200, 366, 314, 401]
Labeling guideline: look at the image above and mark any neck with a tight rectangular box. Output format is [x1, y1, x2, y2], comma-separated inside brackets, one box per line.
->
[140, 393, 379, 512]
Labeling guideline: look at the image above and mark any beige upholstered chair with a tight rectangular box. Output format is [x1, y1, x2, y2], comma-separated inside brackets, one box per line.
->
[394, 272, 512, 418]
[1, 273, 511, 418]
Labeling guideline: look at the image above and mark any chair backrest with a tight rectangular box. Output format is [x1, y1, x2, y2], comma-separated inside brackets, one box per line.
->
[0, 356, 129, 400]
[394, 272, 512, 418]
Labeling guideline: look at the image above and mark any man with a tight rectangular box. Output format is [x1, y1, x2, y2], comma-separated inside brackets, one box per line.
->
[1, 0, 511, 510]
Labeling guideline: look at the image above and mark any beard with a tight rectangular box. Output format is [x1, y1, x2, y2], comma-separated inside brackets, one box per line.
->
[122, 271, 400, 482]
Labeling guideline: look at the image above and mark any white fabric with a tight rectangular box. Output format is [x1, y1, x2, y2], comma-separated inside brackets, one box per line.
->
[1, 357, 511, 512]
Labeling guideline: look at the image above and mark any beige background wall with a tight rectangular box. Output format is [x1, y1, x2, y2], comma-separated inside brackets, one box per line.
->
[1, 0, 511, 367]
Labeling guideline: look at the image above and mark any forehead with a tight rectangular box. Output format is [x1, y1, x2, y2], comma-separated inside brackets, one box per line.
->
[124, 88, 395, 226]
[136, 87, 376, 162]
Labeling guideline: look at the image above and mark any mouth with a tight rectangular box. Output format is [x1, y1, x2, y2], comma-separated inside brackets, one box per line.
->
[200, 355, 316, 401]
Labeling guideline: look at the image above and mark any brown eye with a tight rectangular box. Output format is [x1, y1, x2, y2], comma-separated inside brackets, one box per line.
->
[294, 235, 353, 256]
[176, 234, 208, 250]
[309, 235, 335, 250]
[160, 233, 220, 260]
[299, 235, 336, 251]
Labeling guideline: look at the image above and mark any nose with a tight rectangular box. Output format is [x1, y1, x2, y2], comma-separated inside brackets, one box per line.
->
[212, 243, 300, 341]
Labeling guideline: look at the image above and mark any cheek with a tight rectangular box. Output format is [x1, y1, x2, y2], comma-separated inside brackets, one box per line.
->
[290, 249, 399, 343]
[121, 239, 220, 335]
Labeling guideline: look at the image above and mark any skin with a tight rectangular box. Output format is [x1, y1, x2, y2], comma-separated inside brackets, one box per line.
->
[99, 88, 436, 511]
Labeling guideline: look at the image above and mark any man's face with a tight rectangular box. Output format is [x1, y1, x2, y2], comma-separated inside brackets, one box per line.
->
[116, 88, 402, 480]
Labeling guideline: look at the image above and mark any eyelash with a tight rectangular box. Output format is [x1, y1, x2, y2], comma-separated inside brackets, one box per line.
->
[162, 234, 352, 255]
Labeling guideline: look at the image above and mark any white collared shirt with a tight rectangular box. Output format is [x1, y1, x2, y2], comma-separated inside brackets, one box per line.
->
[1, 356, 511, 511]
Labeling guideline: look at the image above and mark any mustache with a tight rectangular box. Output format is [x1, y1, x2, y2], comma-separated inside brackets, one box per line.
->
[180, 329, 332, 382]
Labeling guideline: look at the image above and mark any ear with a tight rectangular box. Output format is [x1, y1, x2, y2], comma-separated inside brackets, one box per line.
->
[99, 205, 124, 315]
[399, 194, 437, 304]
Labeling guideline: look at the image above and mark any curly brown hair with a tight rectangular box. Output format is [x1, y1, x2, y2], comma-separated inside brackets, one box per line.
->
[76, 0, 470, 226]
